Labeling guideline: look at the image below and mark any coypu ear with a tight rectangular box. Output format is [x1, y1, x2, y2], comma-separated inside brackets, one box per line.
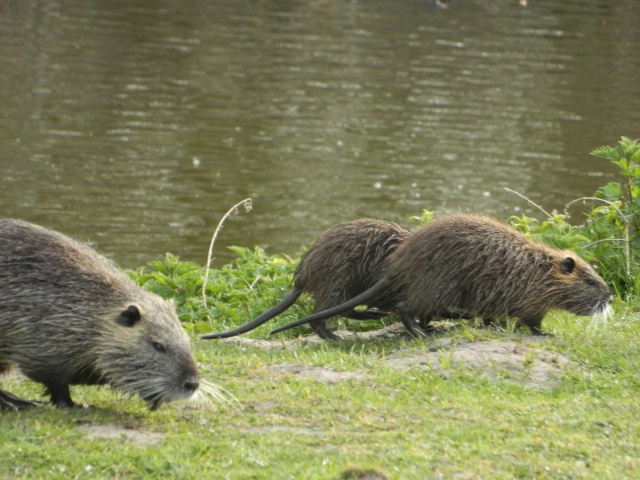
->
[560, 256, 576, 275]
[116, 305, 142, 327]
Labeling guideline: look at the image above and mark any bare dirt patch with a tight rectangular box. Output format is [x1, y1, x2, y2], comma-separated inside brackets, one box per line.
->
[266, 364, 365, 383]
[78, 424, 164, 446]
[221, 325, 575, 390]
[385, 338, 576, 390]
[244, 425, 324, 436]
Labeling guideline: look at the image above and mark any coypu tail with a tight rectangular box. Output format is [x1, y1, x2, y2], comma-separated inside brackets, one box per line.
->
[270, 277, 393, 335]
[200, 287, 303, 339]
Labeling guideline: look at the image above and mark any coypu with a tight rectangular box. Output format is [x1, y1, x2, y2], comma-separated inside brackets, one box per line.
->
[0, 219, 200, 410]
[271, 213, 613, 337]
[201, 218, 410, 341]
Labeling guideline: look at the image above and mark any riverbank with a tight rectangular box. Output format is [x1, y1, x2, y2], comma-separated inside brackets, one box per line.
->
[2, 301, 639, 479]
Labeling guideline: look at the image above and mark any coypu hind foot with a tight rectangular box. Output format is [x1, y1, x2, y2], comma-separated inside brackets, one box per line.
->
[312, 309, 391, 340]
[0, 389, 41, 411]
[397, 303, 430, 338]
[310, 320, 341, 341]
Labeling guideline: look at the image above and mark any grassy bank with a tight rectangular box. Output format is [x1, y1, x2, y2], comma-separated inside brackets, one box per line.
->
[2, 303, 639, 479]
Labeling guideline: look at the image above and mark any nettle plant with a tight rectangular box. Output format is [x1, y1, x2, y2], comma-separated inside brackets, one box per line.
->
[128, 247, 306, 334]
[511, 137, 640, 302]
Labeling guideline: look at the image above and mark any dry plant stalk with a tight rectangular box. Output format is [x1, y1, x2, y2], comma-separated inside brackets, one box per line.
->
[504, 187, 552, 219]
[201, 198, 253, 310]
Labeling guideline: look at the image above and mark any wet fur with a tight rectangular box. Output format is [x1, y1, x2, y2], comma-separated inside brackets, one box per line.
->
[272, 214, 613, 337]
[202, 218, 410, 340]
[0, 219, 199, 410]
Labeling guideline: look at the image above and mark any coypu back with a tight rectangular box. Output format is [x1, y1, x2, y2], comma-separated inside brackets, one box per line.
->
[387, 213, 612, 332]
[272, 214, 612, 336]
[0, 219, 199, 410]
[293, 218, 409, 312]
[202, 218, 409, 340]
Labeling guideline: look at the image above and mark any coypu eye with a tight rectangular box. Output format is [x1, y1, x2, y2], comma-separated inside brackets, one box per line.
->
[587, 278, 597, 287]
[560, 257, 575, 275]
[117, 305, 141, 327]
[151, 341, 166, 353]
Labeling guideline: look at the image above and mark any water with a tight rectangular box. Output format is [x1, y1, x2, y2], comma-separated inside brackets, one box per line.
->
[0, 0, 638, 267]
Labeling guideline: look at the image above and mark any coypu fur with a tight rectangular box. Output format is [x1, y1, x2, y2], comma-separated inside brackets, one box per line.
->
[201, 218, 410, 341]
[0, 219, 200, 410]
[272, 214, 613, 337]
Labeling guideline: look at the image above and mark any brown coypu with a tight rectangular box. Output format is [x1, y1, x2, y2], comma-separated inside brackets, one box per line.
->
[272, 213, 613, 337]
[0, 219, 200, 410]
[201, 218, 410, 341]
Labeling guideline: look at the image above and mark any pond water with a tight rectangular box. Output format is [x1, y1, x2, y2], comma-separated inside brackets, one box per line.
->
[1, 0, 638, 267]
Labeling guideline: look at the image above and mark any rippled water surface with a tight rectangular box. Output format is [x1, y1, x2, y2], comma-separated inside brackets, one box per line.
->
[1, 0, 638, 266]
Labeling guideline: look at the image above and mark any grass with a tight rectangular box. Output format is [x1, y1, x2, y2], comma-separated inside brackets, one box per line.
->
[2, 305, 640, 479]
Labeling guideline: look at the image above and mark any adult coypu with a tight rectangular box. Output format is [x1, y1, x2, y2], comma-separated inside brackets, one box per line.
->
[272, 213, 613, 337]
[201, 218, 410, 341]
[0, 219, 200, 410]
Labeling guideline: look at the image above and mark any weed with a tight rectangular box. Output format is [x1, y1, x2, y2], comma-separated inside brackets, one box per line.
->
[127, 246, 309, 336]
[510, 137, 640, 302]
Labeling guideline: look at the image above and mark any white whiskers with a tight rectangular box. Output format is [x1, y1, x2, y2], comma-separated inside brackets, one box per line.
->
[586, 302, 614, 334]
[190, 379, 242, 412]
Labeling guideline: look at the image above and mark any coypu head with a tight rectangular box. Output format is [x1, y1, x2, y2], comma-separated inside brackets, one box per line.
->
[546, 251, 613, 317]
[93, 295, 200, 410]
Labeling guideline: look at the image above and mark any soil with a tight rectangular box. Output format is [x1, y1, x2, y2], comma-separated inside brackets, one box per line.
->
[222, 323, 574, 390]
[78, 424, 164, 446]
[384, 337, 574, 390]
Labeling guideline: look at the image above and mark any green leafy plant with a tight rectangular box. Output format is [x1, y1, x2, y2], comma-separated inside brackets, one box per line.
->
[409, 209, 435, 227]
[581, 136, 640, 298]
[509, 212, 592, 254]
[509, 136, 640, 302]
[127, 247, 310, 336]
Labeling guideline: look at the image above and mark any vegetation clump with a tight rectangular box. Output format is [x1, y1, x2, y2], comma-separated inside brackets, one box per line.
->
[127, 247, 309, 336]
[510, 136, 640, 302]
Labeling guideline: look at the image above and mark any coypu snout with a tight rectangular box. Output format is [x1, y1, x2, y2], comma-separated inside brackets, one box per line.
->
[146, 376, 201, 411]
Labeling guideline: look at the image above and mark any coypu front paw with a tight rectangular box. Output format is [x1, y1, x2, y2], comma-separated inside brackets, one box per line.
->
[47, 384, 80, 408]
[530, 327, 554, 337]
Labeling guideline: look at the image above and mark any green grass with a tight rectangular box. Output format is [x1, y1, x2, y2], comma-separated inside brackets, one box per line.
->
[2, 306, 640, 479]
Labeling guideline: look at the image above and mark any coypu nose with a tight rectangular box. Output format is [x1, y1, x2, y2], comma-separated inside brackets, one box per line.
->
[184, 380, 200, 393]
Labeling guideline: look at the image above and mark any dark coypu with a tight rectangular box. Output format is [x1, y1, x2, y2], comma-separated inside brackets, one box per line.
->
[272, 213, 613, 337]
[201, 218, 410, 341]
[0, 219, 200, 411]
